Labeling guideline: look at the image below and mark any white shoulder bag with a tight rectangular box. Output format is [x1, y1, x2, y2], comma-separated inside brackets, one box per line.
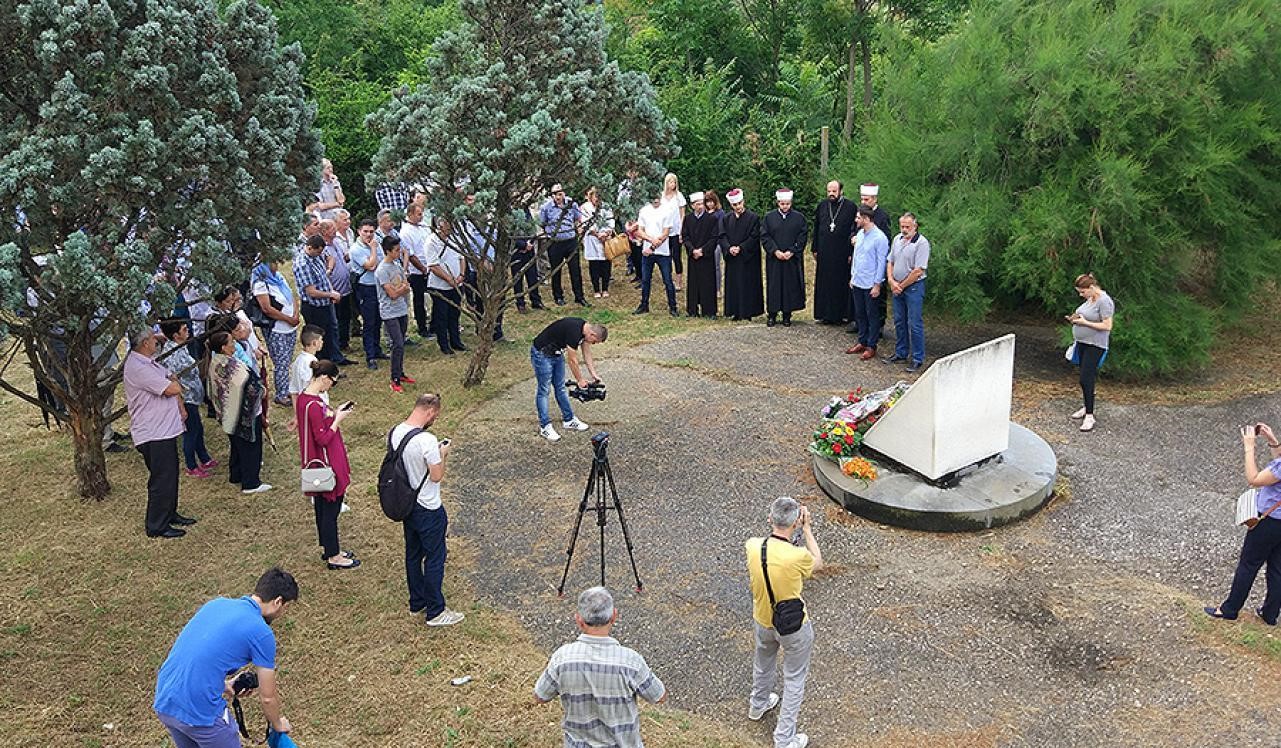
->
[301, 401, 337, 494]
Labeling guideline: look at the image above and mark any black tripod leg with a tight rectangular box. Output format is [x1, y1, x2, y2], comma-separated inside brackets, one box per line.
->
[557, 460, 598, 597]
[601, 457, 643, 592]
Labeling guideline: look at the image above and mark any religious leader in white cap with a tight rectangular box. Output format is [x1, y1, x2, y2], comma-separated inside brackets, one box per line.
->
[761, 188, 808, 327]
[718, 188, 764, 321]
[680, 191, 719, 318]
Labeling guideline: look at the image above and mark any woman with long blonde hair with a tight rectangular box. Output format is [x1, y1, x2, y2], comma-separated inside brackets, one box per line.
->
[661, 173, 687, 290]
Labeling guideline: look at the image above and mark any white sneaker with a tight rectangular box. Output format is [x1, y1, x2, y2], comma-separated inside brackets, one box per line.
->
[748, 692, 780, 721]
[340, 502, 351, 513]
[782, 734, 808, 748]
[424, 609, 465, 627]
[562, 417, 590, 432]
[242, 483, 273, 495]
[1080, 414, 1096, 432]
[539, 424, 561, 442]
[1070, 407, 1087, 419]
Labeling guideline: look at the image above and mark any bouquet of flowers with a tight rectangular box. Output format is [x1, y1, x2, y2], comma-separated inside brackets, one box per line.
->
[810, 420, 862, 460]
[841, 456, 878, 482]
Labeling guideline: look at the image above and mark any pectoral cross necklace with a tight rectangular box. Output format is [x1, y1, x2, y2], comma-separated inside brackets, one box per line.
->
[829, 198, 843, 233]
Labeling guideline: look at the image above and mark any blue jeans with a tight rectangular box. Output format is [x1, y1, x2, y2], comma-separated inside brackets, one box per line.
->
[355, 284, 383, 362]
[851, 286, 882, 349]
[639, 253, 676, 311]
[181, 403, 211, 470]
[892, 279, 926, 364]
[301, 302, 341, 362]
[404, 503, 449, 618]
[531, 347, 574, 428]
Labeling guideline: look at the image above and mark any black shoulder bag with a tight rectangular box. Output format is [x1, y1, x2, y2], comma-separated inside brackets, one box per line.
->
[761, 537, 806, 635]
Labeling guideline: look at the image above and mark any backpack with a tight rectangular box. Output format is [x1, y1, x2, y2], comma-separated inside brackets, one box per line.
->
[378, 427, 430, 521]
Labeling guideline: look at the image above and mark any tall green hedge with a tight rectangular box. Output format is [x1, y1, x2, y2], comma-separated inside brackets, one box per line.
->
[858, 0, 1281, 377]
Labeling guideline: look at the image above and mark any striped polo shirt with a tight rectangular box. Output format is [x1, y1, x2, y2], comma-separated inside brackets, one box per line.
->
[534, 634, 666, 747]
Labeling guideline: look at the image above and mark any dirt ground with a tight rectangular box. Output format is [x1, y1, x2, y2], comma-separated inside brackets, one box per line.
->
[453, 319, 1281, 747]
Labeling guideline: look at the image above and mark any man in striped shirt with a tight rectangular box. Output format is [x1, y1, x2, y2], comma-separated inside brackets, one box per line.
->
[535, 587, 667, 747]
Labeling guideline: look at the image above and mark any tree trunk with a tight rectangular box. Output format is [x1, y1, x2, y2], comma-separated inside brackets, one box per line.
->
[67, 401, 111, 500]
[860, 37, 874, 113]
[463, 301, 501, 388]
[843, 40, 857, 142]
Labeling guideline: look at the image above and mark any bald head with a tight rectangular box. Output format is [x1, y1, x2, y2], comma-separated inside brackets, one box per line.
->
[826, 180, 842, 200]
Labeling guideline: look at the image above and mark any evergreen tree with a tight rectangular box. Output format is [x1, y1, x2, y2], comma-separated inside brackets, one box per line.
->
[368, 0, 676, 387]
[859, 0, 1281, 376]
[0, 0, 321, 500]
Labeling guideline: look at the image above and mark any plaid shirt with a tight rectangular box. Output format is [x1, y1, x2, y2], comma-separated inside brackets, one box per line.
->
[375, 182, 410, 214]
[293, 253, 333, 307]
[534, 634, 665, 748]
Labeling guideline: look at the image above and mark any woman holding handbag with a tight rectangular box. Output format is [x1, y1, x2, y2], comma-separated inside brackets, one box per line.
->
[296, 359, 359, 570]
[207, 330, 272, 494]
[1205, 423, 1281, 623]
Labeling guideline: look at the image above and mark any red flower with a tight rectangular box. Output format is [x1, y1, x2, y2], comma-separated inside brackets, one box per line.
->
[833, 443, 843, 453]
[820, 433, 828, 439]
[844, 435, 855, 445]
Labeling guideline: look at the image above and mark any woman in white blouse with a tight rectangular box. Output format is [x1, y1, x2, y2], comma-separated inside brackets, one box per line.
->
[661, 173, 686, 290]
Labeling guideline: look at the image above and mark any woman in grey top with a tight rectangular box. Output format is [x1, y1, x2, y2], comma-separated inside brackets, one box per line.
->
[1066, 273, 1114, 432]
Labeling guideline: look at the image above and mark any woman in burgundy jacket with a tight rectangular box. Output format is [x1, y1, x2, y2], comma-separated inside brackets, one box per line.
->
[295, 359, 359, 569]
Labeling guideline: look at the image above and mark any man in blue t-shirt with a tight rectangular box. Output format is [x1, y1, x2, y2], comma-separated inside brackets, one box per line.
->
[154, 568, 298, 747]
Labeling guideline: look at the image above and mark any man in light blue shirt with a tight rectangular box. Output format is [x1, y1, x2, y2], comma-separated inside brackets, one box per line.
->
[539, 183, 587, 306]
[349, 218, 386, 369]
[845, 205, 889, 359]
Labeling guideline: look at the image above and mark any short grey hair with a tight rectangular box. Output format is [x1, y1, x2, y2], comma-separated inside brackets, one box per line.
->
[334, 208, 349, 219]
[769, 496, 800, 529]
[129, 328, 156, 349]
[577, 586, 615, 627]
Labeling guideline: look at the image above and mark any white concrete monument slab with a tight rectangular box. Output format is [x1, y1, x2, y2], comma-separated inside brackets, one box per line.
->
[862, 335, 1015, 481]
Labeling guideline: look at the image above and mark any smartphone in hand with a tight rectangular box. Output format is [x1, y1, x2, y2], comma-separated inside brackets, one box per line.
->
[440, 438, 452, 447]
[340, 401, 356, 412]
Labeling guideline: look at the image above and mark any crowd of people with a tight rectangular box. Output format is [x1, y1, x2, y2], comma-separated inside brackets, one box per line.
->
[119, 159, 1140, 748]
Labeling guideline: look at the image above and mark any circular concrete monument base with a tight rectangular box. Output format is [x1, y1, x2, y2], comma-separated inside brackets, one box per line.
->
[814, 423, 1057, 532]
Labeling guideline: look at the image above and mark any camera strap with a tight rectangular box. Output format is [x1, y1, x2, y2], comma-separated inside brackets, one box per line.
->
[232, 695, 250, 739]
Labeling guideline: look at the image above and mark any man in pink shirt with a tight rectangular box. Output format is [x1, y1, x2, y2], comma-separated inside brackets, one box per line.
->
[123, 330, 193, 538]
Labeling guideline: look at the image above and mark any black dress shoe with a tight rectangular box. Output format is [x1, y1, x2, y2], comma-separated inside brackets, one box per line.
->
[334, 357, 356, 366]
[170, 514, 197, 526]
[766, 318, 776, 327]
[1257, 607, 1277, 626]
[366, 361, 378, 370]
[454, 343, 468, 352]
[374, 353, 390, 360]
[632, 306, 649, 315]
[148, 528, 186, 539]
[782, 318, 792, 327]
[578, 300, 591, 308]
[531, 303, 547, 310]
[885, 354, 907, 364]
[105, 442, 129, 454]
[327, 558, 362, 570]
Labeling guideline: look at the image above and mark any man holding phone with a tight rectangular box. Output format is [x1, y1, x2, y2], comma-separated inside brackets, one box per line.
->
[391, 393, 464, 627]
[530, 317, 607, 442]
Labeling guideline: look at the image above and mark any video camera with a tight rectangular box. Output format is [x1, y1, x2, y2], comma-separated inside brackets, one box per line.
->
[567, 380, 607, 403]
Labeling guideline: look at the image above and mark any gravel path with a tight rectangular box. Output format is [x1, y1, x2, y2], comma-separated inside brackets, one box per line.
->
[452, 320, 1281, 747]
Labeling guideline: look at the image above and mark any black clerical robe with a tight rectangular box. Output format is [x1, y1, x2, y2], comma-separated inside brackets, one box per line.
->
[682, 210, 719, 317]
[719, 209, 764, 320]
[812, 197, 858, 322]
[762, 208, 807, 316]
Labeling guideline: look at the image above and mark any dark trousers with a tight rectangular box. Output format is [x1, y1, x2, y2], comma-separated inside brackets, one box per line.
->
[314, 493, 342, 559]
[301, 303, 340, 362]
[685, 253, 717, 317]
[335, 292, 353, 350]
[137, 438, 179, 535]
[430, 288, 463, 353]
[464, 268, 503, 340]
[851, 286, 883, 349]
[227, 419, 263, 490]
[355, 284, 383, 362]
[669, 235, 683, 274]
[404, 503, 449, 617]
[1221, 516, 1281, 620]
[639, 254, 677, 311]
[409, 274, 431, 337]
[629, 241, 643, 278]
[1077, 342, 1105, 414]
[384, 315, 407, 382]
[588, 259, 612, 293]
[181, 403, 212, 470]
[511, 250, 542, 309]
[548, 238, 585, 304]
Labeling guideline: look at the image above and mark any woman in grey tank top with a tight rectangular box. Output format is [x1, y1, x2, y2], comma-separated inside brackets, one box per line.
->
[1066, 273, 1114, 433]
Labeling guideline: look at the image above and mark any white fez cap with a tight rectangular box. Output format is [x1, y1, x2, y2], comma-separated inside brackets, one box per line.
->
[550, 183, 565, 194]
[688, 191, 704, 203]
[775, 189, 794, 201]
[726, 189, 744, 204]
[860, 183, 879, 197]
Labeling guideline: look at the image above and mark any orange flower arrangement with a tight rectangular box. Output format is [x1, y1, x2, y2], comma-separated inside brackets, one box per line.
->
[841, 457, 878, 481]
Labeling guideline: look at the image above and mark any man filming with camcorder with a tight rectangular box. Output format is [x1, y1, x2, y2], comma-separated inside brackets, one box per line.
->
[531, 317, 607, 442]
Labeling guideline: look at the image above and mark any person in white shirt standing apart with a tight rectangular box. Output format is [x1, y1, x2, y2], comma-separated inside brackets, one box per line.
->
[661, 173, 687, 291]
[580, 186, 615, 299]
[535, 586, 667, 748]
[632, 193, 679, 316]
[391, 393, 464, 627]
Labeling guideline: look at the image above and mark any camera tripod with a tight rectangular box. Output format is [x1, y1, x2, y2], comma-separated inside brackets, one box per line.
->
[557, 432, 643, 595]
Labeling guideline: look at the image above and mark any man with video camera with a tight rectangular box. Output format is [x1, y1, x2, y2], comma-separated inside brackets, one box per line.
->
[531, 317, 607, 442]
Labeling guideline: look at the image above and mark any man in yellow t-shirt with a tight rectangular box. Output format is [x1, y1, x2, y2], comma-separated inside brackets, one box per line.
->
[744, 496, 823, 748]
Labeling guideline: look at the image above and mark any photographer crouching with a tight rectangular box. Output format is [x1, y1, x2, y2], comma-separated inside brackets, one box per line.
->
[532, 317, 607, 442]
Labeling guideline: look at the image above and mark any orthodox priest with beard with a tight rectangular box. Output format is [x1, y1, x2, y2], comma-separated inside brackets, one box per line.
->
[762, 188, 808, 327]
[719, 188, 764, 321]
[811, 180, 858, 324]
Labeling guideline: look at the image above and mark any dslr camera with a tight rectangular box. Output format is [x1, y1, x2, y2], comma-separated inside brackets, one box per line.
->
[567, 380, 607, 403]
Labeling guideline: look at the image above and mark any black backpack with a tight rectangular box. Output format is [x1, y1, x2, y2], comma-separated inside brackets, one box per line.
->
[378, 427, 430, 521]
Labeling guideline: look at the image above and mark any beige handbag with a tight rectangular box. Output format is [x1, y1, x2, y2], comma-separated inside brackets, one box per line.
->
[300, 401, 336, 494]
[604, 234, 630, 261]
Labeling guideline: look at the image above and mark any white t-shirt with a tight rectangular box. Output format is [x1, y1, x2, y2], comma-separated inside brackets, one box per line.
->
[398, 221, 432, 276]
[580, 203, 614, 261]
[661, 191, 686, 236]
[425, 233, 464, 291]
[637, 204, 670, 255]
[390, 423, 443, 510]
[289, 351, 316, 396]
[234, 310, 261, 351]
[250, 280, 298, 335]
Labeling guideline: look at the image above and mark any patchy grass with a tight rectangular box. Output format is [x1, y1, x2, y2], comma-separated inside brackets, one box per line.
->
[0, 272, 750, 747]
[1187, 600, 1281, 663]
